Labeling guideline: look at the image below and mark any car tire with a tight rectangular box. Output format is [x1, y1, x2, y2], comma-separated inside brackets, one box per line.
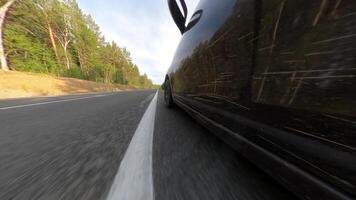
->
[164, 79, 174, 108]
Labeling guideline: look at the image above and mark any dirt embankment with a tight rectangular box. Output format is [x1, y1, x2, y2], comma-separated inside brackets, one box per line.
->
[0, 71, 134, 99]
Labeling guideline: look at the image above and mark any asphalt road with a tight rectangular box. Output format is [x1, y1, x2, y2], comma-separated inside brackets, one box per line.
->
[0, 90, 297, 200]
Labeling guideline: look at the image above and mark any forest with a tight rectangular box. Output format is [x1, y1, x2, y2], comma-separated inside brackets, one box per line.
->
[0, 0, 154, 88]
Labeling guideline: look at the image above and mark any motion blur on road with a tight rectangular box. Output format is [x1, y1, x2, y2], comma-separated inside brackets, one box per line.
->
[2, 0, 356, 199]
[0, 90, 297, 200]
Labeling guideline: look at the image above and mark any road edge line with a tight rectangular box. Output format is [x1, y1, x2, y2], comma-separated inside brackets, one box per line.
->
[107, 91, 158, 200]
[0, 94, 111, 110]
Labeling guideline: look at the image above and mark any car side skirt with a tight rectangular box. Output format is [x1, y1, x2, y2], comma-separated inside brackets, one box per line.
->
[173, 95, 353, 200]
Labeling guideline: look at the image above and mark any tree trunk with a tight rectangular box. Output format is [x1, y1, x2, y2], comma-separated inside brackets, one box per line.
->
[62, 37, 70, 70]
[47, 22, 59, 60]
[105, 71, 108, 83]
[41, 7, 59, 62]
[78, 51, 89, 78]
[0, 0, 16, 71]
[64, 47, 70, 70]
[56, 25, 71, 70]
[78, 53, 85, 72]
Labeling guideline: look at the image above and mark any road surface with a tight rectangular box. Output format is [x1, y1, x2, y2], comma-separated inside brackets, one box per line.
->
[0, 90, 297, 200]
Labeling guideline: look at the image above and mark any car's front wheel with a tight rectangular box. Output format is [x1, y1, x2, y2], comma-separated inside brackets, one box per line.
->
[164, 79, 174, 108]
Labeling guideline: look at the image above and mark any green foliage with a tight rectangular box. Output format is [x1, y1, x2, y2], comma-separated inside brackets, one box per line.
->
[4, 27, 59, 73]
[2, 0, 154, 88]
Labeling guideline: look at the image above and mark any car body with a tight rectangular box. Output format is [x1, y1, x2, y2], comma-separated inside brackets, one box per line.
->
[164, 0, 356, 199]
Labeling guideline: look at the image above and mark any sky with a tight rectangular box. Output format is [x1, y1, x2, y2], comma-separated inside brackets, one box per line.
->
[77, 0, 200, 84]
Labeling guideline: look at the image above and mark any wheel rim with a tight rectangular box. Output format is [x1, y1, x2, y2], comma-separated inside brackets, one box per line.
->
[164, 81, 171, 105]
[164, 86, 169, 103]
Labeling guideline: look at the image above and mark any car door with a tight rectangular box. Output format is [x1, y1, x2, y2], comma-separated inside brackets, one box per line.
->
[251, 0, 356, 197]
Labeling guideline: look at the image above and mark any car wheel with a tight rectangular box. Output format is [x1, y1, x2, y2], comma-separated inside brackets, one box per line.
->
[164, 79, 174, 108]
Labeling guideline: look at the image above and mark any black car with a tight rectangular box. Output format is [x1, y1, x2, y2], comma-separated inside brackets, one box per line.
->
[164, 0, 356, 199]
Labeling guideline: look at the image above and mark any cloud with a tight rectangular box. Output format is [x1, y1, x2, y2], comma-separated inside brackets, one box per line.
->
[77, 0, 199, 84]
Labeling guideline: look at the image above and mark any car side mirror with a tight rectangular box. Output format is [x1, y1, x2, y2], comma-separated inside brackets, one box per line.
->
[185, 10, 203, 32]
[167, 0, 188, 34]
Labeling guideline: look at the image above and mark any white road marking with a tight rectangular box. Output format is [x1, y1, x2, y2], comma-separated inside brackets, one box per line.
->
[107, 91, 158, 200]
[0, 94, 110, 110]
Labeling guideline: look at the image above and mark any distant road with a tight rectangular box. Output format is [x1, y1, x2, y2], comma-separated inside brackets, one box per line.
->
[0, 90, 297, 200]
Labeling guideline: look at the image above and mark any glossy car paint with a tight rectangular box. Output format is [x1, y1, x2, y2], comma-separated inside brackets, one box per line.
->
[166, 0, 356, 199]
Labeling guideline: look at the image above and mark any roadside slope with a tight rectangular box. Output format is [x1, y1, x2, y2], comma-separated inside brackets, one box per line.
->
[0, 71, 134, 99]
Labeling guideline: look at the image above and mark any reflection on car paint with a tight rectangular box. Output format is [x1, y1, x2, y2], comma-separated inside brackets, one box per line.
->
[167, 0, 356, 198]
